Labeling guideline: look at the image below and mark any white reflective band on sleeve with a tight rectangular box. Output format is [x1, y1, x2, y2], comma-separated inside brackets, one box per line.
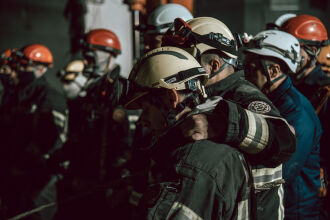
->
[52, 110, 66, 128]
[278, 184, 284, 220]
[52, 110, 68, 143]
[252, 165, 283, 187]
[237, 199, 249, 220]
[239, 110, 269, 154]
[166, 201, 203, 220]
[129, 190, 143, 207]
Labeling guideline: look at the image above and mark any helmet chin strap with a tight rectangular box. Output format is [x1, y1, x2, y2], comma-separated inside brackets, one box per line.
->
[294, 46, 321, 81]
[259, 58, 272, 94]
[259, 58, 286, 93]
[209, 63, 228, 79]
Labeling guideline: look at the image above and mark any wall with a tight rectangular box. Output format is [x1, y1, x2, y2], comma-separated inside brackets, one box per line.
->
[243, 0, 330, 35]
[85, 0, 133, 78]
[0, 0, 71, 91]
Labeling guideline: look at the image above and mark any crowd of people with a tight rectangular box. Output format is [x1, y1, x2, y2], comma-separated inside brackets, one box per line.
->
[0, 3, 330, 220]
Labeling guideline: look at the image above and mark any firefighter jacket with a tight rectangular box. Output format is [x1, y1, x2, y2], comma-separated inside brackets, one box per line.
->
[269, 76, 322, 219]
[205, 71, 296, 166]
[137, 123, 253, 220]
[205, 71, 296, 220]
[1, 75, 68, 155]
[0, 76, 67, 218]
[295, 64, 330, 111]
[295, 65, 330, 173]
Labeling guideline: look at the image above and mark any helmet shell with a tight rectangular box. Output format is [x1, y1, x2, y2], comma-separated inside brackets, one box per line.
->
[245, 30, 300, 73]
[281, 14, 328, 45]
[187, 17, 237, 59]
[129, 46, 208, 89]
[22, 44, 53, 65]
[147, 3, 193, 34]
[85, 28, 121, 56]
[274, 13, 296, 27]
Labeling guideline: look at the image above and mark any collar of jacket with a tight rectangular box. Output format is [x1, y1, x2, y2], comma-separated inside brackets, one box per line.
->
[303, 64, 330, 87]
[150, 121, 194, 165]
[268, 76, 292, 104]
[205, 71, 244, 97]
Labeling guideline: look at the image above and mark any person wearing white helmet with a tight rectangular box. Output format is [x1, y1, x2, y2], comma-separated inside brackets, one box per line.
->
[125, 46, 253, 219]
[162, 17, 297, 220]
[143, 3, 193, 52]
[265, 13, 297, 30]
[244, 29, 322, 219]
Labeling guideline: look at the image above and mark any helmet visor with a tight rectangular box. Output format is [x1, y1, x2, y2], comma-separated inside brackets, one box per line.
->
[162, 18, 194, 48]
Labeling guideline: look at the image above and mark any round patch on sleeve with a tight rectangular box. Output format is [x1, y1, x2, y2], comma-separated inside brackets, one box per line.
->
[248, 101, 271, 114]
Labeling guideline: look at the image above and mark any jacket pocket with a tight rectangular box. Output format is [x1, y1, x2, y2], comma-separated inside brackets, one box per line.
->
[139, 182, 181, 220]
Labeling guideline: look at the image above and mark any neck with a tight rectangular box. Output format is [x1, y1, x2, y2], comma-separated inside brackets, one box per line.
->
[269, 74, 287, 92]
[206, 66, 235, 86]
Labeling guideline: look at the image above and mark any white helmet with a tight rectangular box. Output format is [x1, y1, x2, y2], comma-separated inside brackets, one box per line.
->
[147, 3, 193, 34]
[244, 30, 301, 73]
[274, 13, 296, 27]
[126, 46, 208, 107]
[185, 17, 238, 60]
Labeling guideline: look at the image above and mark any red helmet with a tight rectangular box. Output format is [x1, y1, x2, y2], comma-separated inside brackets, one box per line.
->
[0, 48, 14, 65]
[21, 44, 53, 66]
[85, 29, 121, 56]
[281, 14, 329, 46]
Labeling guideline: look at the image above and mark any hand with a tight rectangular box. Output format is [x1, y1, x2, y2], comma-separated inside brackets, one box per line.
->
[180, 114, 209, 141]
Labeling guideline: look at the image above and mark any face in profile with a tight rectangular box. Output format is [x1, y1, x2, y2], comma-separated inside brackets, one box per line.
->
[296, 47, 309, 73]
[0, 64, 18, 86]
[243, 54, 267, 90]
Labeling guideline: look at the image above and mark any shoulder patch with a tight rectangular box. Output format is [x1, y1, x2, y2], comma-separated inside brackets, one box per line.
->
[248, 101, 271, 114]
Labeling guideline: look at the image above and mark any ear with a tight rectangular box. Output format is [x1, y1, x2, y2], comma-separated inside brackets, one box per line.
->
[269, 63, 281, 79]
[210, 58, 221, 74]
[165, 89, 180, 109]
[311, 46, 318, 54]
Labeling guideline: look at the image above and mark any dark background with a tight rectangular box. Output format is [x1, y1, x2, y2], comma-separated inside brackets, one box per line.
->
[0, 0, 329, 89]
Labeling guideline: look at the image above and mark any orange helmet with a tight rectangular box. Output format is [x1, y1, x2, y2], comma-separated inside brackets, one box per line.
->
[281, 14, 329, 46]
[0, 48, 13, 65]
[85, 29, 121, 56]
[318, 44, 330, 73]
[21, 44, 53, 66]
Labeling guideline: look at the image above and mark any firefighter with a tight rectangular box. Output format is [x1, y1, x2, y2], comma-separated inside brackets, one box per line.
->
[125, 46, 253, 219]
[244, 29, 322, 219]
[281, 15, 330, 218]
[0, 43, 68, 220]
[162, 17, 297, 219]
[143, 3, 193, 52]
[56, 29, 132, 220]
[0, 48, 18, 105]
[318, 44, 330, 75]
[280, 14, 330, 113]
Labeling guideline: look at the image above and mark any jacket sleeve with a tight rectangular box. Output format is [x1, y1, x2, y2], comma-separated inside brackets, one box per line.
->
[211, 99, 296, 167]
[38, 85, 69, 154]
[137, 146, 251, 219]
[282, 110, 320, 185]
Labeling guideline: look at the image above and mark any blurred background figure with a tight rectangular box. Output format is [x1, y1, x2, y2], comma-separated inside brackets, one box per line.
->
[0, 48, 19, 106]
[55, 27, 134, 220]
[0, 43, 68, 220]
[143, 3, 193, 52]
[318, 44, 330, 75]
[281, 14, 330, 220]
[265, 13, 296, 30]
